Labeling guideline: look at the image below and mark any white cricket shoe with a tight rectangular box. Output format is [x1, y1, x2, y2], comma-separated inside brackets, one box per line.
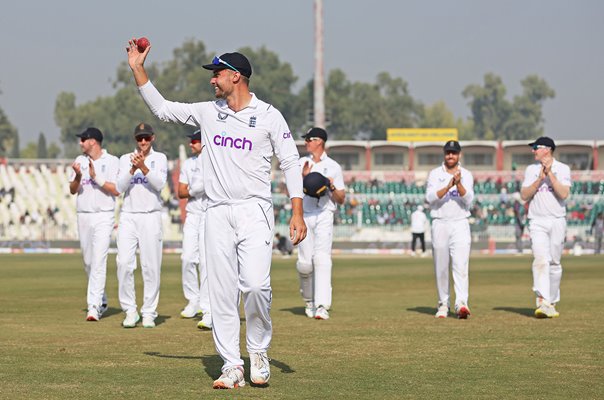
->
[314, 305, 330, 320]
[250, 352, 271, 385]
[535, 303, 559, 319]
[142, 315, 156, 328]
[180, 303, 201, 319]
[304, 302, 315, 318]
[197, 313, 213, 330]
[122, 312, 140, 328]
[435, 304, 449, 319]
[455, 303, 471, 319]
[86, 306, 100, 322]
[212, 366, 245, 389]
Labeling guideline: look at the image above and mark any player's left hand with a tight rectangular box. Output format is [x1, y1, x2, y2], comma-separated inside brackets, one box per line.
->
[289, 213, 307, 245]
[453, 170, 462, 185]
[302, 161, 311, 177]
[88, 159, 96, 180]
[130, 152, 146, 169]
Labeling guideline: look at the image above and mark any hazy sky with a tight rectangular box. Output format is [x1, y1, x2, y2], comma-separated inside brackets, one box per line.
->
[1, 0, 602, 147]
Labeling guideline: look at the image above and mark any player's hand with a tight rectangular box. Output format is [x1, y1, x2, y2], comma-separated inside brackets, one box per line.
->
[539, 165, 547, 180]
[453, 170, 462, 185]
[448, 177, 456, 189]
[130, 152, 146, 171]
[302, 161, 311, 177]
[88, 159, 96, 180]
[72, 162, 81, 176]
[289, 213, 307, 245]
[127, 38, 150, 70]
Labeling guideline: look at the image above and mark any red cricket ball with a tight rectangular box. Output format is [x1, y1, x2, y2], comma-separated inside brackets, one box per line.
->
[136, 37, 150, 52]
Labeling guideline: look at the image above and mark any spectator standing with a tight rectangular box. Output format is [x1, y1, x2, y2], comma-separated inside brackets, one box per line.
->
[410, 205, 427, 256]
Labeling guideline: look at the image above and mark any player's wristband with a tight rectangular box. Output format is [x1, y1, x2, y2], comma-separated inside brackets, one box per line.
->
[94, 177, 106, 188]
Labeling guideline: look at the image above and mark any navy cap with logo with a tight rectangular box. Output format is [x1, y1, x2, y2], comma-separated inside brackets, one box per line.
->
[202, 52, 252, 79]
[528, 136, 556, 150]
[76, 127, 103, 143]
[303, 172, 331, 199]
[443, 140, 461, 153]
[134, 123, 155, 138]
[302, 127, 328, 142]
[187, 130, 201, 141]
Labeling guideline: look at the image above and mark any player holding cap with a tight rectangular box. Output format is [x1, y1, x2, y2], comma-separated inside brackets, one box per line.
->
[69, 127, 119, 322]
[178, 130, 212, 330]
[425, 140, 474, 319]
[116, 123, 168, 329]
[520, 136, 571, 318]
[297, 127, 346, 320]
[127, 43, 306, 389]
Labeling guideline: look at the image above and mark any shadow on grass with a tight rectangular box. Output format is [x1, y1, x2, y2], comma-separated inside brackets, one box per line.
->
[493, 306, 534, 317]
[155, 315, 171, 326]
[406, 306, 437, 316]
[279, 306, 306, 316]
[145, 352, 221, 380]
[144, 352, 296, 384]
[102, 307, 122, 319]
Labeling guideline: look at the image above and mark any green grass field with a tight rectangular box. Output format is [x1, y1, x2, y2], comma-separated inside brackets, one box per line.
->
[0, 254, 603, 399]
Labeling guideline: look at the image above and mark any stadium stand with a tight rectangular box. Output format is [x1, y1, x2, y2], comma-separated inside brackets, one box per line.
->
[1, 138, 603, 251]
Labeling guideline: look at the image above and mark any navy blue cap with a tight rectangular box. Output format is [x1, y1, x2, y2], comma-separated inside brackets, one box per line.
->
[76, 127, 103, 143]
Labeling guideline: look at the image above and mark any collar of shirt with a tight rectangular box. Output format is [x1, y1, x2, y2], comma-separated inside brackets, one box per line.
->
[132, 147, 155, 156]
[441, 162, 461, 174]
[215, 93, 260, 113]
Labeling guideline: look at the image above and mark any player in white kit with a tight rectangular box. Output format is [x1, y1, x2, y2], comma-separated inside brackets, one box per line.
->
[116, 123, 168, 329]
[425, 140, 474, 319]
[127, 43, 306, 389]
[297, 127, 346, 320]
[178, 130, 212, 330]
[69, 127, 119, 321]
[520, 137, 571, 318]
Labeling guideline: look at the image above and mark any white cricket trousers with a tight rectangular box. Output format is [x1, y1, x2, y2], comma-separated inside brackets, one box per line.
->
[296, 209, 334, 309]
[431, 218, 471, 307]
[205, 201, 274, 371]
[181, 211, 210, 314]
[77, 211, 114, 310]
[528, 217, 566, 304]
[116, 211, 163, 319]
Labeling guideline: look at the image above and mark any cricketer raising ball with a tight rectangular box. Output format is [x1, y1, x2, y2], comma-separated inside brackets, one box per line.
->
[136, 37, 150, 52]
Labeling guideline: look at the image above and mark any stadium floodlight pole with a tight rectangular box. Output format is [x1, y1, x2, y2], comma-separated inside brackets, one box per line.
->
[314, 0, 326, 129]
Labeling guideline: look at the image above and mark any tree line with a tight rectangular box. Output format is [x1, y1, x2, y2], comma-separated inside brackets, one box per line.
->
[0, 39, 555, 159]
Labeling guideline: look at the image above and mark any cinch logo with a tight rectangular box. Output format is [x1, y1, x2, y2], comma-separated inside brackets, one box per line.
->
[538, 185, 554, 193]
[81, 178, 97, 186]
[447, 189, 460, 198]
[213, 131, 253, 151]
[130, 176, 149, 184]
[283, 132, 292, 139]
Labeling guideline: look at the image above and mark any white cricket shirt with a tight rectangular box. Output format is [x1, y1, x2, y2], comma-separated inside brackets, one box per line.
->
[179, 155, 207, 214]
[139, 81, 303, 207]
[299, 152, 345, 214]
[117, 147, 168, 213]
[522, 159, 571, 219]
[69, 150, 119, 212]
[425, 163, 474, 220]
[410, 210, 428, 233]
